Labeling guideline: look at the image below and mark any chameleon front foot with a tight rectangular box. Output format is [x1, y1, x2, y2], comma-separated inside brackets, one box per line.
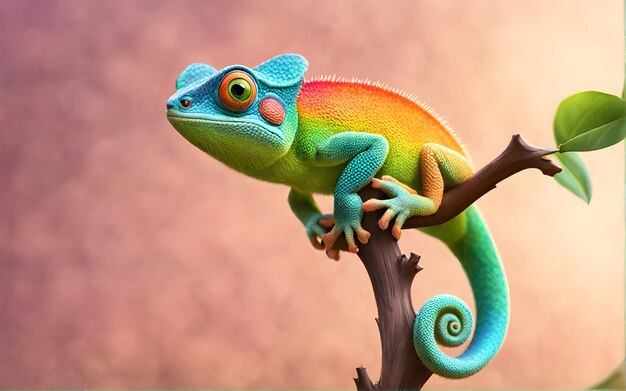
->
[321, 194, 371, 254]
[304, 213, 335, 249]
[322, 224, 370, 254]
[362, 176, 437, 240]
[303, 213, 344, 260]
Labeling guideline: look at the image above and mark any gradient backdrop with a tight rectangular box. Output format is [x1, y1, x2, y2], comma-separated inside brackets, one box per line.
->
[0, 0, 623, 389]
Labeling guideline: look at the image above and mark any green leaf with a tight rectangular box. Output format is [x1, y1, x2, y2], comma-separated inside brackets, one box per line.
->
[554, 91, 626, 151]
[551, 90, 626, 202]
[553, 152, 592, 203]
[560, 116, 626, 152]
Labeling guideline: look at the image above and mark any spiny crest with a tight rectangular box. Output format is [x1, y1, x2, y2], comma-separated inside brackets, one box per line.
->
[305, 75, 456, 135]
[305, 74, 470, 158]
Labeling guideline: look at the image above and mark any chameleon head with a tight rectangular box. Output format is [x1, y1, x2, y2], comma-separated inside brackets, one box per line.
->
[166, 54, 308, 173]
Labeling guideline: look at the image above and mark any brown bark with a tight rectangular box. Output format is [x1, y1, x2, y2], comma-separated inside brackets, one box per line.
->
[344, 135, 561, 390]
[353, 189, 431, 390]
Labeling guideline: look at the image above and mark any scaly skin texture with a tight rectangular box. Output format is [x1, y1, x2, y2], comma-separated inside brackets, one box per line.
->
[165, 54, 509, 379]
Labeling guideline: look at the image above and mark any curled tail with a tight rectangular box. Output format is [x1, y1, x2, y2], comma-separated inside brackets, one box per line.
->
[415, 205, 510, 379]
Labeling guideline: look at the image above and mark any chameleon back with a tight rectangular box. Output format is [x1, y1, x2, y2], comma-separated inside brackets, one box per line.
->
[296, 78, 471, 188]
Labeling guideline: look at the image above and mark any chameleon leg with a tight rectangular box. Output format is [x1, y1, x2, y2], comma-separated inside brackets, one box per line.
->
[362, 143, 473, 239]
[419, 142, 473, 205]
[314, 132, 389, 253]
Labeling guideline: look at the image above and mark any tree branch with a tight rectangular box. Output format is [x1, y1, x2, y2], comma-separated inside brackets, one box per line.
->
[403, 134, 560, 229]
[341, 134, 561, 390]
[353, 193, 431, 390]
[334, 134, 561, 251]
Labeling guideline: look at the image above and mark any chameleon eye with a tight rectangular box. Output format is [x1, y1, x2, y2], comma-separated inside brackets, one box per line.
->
[219, 71, 257, 112]
[228, 79, 252, 101]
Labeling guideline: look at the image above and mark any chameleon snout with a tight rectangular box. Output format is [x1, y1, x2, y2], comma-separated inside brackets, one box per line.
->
[166, 96, 191, 111]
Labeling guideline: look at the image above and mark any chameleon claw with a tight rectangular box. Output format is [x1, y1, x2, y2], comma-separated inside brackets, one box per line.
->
[378, 208, 397, 230]
[392, 212, 410, 240]
[321, 229, 339, 251]
[343, 229, 358, 253]
[392, 225, 402, 240]
[355, 226, 371, 244]
[371, 177, 383, 189]
[381, 175, 418, 194]
[362, 198, 388, 212]
[325, 248, 340, 261]
[358, 231, 370, 245]
[371, 176, 416, 200]
[309, 234, 325, 250]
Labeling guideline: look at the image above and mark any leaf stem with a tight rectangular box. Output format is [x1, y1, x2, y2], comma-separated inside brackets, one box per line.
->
[541, 148, 560, 156]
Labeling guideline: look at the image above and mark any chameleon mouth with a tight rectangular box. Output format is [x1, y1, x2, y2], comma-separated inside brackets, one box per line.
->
[166, 111, 284, 141]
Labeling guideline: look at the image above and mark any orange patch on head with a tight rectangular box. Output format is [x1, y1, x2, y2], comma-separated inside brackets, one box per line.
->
[259, 98, 285, 125]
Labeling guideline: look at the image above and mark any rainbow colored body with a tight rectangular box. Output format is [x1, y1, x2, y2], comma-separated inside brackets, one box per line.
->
[166, 54, 509, 379]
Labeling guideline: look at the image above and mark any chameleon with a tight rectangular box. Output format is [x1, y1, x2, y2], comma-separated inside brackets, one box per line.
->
[165, 53, 509, 379]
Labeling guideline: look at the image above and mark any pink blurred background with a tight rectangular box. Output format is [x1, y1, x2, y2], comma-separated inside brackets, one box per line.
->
[0, 0, 623, 389]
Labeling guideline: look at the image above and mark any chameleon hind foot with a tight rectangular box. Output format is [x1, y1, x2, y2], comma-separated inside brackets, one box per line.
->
[362, 176, 438, 240]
